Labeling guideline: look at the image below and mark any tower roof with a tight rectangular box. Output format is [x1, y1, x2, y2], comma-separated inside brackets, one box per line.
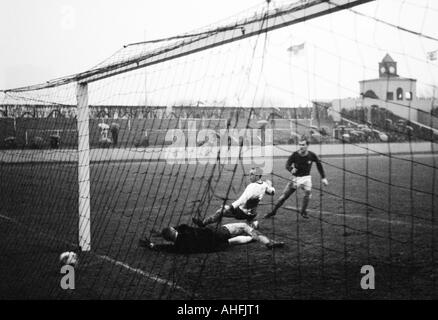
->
[381, 54, 395, 63]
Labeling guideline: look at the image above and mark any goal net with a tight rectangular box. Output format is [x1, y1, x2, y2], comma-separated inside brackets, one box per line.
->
[0, 0, 437, 299]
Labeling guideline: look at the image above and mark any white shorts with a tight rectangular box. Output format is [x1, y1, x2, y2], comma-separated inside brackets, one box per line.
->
[292, 175, 312, 191]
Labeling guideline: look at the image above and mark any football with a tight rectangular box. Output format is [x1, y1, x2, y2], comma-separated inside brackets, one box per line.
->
[59, 251, 78, 266]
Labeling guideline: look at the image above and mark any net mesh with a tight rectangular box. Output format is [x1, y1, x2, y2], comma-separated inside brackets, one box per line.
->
[0, 0, 437, 299]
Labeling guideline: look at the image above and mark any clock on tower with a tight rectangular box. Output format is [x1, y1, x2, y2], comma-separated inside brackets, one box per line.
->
[379, 54, 398, 78]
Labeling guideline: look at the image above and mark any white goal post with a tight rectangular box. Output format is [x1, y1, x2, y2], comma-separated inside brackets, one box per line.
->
[76, 83, 91, 251]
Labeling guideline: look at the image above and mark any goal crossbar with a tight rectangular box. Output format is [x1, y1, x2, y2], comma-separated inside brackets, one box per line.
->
[3, 0, 374, 92]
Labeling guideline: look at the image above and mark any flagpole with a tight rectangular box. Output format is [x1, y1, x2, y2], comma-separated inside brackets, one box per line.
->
[144, 29, 147, 109]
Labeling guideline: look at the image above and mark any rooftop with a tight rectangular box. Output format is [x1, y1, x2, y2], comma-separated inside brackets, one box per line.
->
[360, 77, 416, 83]
[381, 53, 395, 63]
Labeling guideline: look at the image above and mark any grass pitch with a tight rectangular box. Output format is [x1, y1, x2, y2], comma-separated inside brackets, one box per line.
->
[0, 154, 436, 299]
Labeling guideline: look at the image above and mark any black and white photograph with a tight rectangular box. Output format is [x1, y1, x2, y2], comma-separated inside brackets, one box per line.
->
[0, 0, 437, 305]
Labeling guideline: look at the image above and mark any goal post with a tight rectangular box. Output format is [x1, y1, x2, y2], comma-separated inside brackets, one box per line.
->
[76, 82, 91, 251]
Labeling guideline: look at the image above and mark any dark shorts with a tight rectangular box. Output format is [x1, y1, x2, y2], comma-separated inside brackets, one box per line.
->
[224, 208, 257, 221]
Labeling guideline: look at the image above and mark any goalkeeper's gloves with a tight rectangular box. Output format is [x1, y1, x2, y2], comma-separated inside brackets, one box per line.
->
[321, 178, 329, 186]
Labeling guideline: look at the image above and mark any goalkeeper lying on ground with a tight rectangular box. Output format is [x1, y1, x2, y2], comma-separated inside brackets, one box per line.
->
[139, 222, 284, 253]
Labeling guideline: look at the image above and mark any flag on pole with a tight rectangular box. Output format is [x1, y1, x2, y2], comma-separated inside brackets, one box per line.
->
[427, 50, 437, 61]
[287, 42, 305, 55]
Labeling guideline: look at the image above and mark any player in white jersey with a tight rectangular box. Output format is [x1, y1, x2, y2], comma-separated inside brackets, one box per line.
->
[192, 167, 275, 227]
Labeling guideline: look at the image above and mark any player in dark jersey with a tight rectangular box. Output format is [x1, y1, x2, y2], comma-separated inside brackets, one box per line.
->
[264, 138, 328, 219]
[139, 222, 284, 253]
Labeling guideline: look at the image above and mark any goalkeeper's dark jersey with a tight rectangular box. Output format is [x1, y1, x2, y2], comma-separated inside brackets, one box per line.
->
[286, 151, 325, 178]
[174, 224, 231, 253]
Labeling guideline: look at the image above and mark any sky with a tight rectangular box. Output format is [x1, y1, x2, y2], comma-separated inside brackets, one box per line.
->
[1, 0, 437, 107]
[0, 0, 267, 88]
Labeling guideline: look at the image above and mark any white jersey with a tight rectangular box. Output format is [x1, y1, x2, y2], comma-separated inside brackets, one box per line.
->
[232, 180, 275, 215]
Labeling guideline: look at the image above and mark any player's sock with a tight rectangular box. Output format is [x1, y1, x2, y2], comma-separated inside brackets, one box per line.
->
[264, 209, 277, 219]
[300, 193, 310, 218]
[300, 210, 309, 219]
[202, 210, 223, 226]
[264, 201, 282, 218]
[202, 216, 218, 226]
[266, 240, 285, 249]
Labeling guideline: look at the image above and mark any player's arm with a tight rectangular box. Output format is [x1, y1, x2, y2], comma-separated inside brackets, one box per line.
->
[285, 153, 296, 173]
[312, 153, 328, 185]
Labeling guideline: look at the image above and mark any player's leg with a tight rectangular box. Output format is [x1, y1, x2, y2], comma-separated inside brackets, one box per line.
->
[193, 205, 231, 227]
[225, 223, 284, 248]
[300, 176, 312, 219]
[192, 209, 222, 227]
[300, 190, 311, 218]
[264, 181, 296, 218]
[223, 222, 252, 236]
[228, 235, 253, 245]
[233, 207, 257, 222]
[222, 223, 253, 244]
[248, 229, 285, 249]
